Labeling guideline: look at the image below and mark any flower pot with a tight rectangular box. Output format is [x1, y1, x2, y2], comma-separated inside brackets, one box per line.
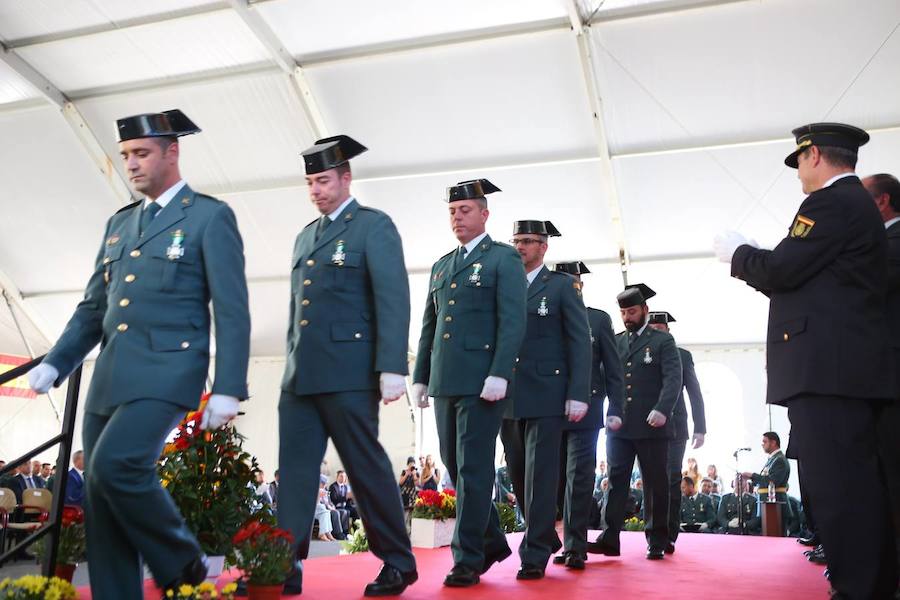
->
[54, 564, 76, 582]
[206, 555, 226, 580]
[410, 517, 455, 548]
[247, 583, 284, 600]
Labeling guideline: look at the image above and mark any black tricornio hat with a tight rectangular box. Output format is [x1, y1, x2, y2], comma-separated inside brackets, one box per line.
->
[116, 110, 201, 142]
[445, 179, 501, 202]
[301, 135, 368, 175]
[513, 221, 561, 237]
[616, 283, 656, 308]
[784, 122, 870, 168]
[648, 311, 676, 324]
[555, 261, 590, 275]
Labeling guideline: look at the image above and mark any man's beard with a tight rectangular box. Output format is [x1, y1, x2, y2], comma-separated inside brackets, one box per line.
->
[624, 317, 645, 333]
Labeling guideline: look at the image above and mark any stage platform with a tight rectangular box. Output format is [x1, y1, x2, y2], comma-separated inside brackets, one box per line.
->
[77, 530, 830, 599]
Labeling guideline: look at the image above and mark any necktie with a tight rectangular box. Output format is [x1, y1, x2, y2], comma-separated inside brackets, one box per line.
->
[315, 216, 329, 241]
[140, 201, 161, 236]
[628, 332, 637, 348]
[453, 246, 467, 272]
[25, 476, 34, 489]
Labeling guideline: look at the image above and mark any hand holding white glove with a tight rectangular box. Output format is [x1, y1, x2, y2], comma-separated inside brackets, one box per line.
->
[728, 517, 739, 528]
[692, 432, 706, 449]
[605, 416, 623, 431]
[647, 409, 668, 428]
[699, 522, 710, 532]
[28, 363, 59, 394]
[713, 231, 758, 263]
[379, 372, 407, 404]
[565, 400, 589, 423]
[411, 383, 430, 408]
[200, 394, 240, 430]
[480, 376, 508, 402]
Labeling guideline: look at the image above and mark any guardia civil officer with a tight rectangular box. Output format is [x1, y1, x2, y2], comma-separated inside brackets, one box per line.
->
[646, 311, 707, 553]
[277, 136, 416, 597]
[715, 123, 898, 598]
[28, 110, 250, 599]
[551, 261, 625, 570]
[587, 284, 681, 560]
[411, 180, 527, 588]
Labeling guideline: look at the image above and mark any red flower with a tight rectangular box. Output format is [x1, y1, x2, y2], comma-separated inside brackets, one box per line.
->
[61, 506, 84, 527]
[417, 489, 443, 507]
[443, 489, 456, 498]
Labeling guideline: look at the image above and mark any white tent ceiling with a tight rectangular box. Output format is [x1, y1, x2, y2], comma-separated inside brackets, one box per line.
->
[1, 0, 899, 359]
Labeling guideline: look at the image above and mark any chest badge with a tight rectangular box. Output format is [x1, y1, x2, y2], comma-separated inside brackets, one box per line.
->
[166, 230, 185, 260]
[643, 346, 653, 364]
[106, 234, 120, 246]
[332, 240, 346, 266]
[469, 263, 483, 284]
[538, 296, 549, 317]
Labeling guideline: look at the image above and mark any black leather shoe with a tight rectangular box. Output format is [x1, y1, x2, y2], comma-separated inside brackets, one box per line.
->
[797, 534, 819, 547]
[444, 564, 480, 587]
[364, 564, 418, 597]
[665, 542, 676, 554]
[164, 555, 208, 591]
[552, 554, 568, 565]
[646, 548, 665, 560]
[585, 534, 621, 556]
[564, 553, 586, 570]
[516, 564, 545, 580]
[480, 545, 512, 574]
[808, 545, 827, 565]
[283, 561, 303, 595]
[823, 568, 831, 581]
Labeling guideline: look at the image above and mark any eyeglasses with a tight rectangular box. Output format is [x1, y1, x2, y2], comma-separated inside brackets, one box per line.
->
[510, 238, 544, 246]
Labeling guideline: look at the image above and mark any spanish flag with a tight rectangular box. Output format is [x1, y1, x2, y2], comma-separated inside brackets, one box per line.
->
[0, 354, 37, 399]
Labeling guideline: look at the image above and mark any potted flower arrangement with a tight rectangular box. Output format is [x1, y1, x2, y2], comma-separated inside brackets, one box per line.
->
[623, 516, 646, 531]
[159, 394, 259, 577]
[167, 581, 238, 599]
[0, 575, 76, 599]
[340, 522, 369, 555]
[232, 517, 295, 600]
[33, 505, 86, 582]
[409, 489, 456, 548]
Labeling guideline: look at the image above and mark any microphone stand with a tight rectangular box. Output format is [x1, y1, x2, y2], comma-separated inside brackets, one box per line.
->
[733, 447, 751, 535]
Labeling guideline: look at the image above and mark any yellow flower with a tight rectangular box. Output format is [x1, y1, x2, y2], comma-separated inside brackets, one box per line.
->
[197, 582, 216, 592]
[166, 590, 174, 598]
[179, 583, 195, 596]
[222, 582, 238, 594]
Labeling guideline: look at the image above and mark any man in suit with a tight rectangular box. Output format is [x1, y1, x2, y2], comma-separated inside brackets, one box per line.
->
[863, 172, 900, 566]
[65, 450, 85, 507]
[500, 223, 591, 581]
[27, 110, 250, 598]
[329, 470, 358, 527]
[6, 463, 35, 505]
[646, 311, 706, 553]
[411, 179, 527, 587]
[551, 261, 625, 571]
[587, 284, 681, 560]
[716, 123, 898, 598]
[277, 135, 416, 597]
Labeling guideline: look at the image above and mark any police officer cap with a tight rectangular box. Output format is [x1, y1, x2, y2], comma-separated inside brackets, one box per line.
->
[784, 122, 870, 168]
[445, 179, 501, 202]
[301, 135, 368, 175]
[616, 283, 656, 308]
[648, 311, 676, 324]
[117, 109, 201, 142]
[513, 220, 561, 237]
[555, 261, 590, 275]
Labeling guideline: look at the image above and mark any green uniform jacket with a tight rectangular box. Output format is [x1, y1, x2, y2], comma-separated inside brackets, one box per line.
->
[751, 450, 790, 502]
[281, 199, 410, 394]
[680, 494, 716, 528]
[45, 186, 250, 413]
[716, 492, 758, 529]
[565, 307, 625, 431]
[507, 267, 591, 419]
[610, 327, 682, 439]
[413, 235, 526, 396]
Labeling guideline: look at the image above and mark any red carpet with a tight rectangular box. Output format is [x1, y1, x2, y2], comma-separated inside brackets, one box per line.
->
[78, 531, 830, 599]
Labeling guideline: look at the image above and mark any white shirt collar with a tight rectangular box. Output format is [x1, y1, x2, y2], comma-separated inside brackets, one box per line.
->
[634, 321, 649, 338]
[461, 231, 489, 255]
[822, 172, 855, 190]
[767, 448, 781, 458]
[144, 179, 186, 210]
[326, 196, 355, 221]
[885, 216, 900, 230]
[526, 264, 544, 285]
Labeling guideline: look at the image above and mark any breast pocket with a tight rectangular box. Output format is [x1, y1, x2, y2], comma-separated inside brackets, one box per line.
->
[151, 247, 197, 292]
[330, 251, 364, 289]
[102, 245, 124, 293]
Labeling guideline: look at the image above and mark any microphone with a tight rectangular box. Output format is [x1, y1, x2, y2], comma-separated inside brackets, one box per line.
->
[737, 447, 751, 451]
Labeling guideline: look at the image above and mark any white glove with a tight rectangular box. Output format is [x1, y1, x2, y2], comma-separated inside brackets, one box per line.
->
[713, 231, 758, 263]
[565, 400, 589, 423]
[691, 433, 705, 449]
[480, 376, 508, 402]
[605, 416, 623, 431]
[647, 409, 668, 428]
[699, 522, 709, 532]
[28, 363, 59, 394]
[379, 372, 407, 404]
[411, 383, 430, 408]
[200, 394, 240, 430]
[728, 517, 739, 528]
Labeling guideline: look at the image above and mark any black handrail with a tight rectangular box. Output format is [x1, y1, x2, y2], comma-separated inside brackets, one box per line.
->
[0, 356, 82, 578]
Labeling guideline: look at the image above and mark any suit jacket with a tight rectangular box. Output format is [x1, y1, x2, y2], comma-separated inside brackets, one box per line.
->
[45, 185, 250, 414]
[611, 327, 682, 440]
[328, 481, 351, 508]
[732, 176, 893, 405]
[7, 474, 28, 504]
[413, 235, 527, 397]
[670, 348, 707, 441]
[566, 307, 626, 431]
[65, 468, 85, 506]
[886, 220, 900, 393]
[507, 267, 591, 419]
[281, 199, 410, 394]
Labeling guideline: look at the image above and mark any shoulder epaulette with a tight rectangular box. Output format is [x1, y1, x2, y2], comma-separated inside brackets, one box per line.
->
[114, 200, 141, 215]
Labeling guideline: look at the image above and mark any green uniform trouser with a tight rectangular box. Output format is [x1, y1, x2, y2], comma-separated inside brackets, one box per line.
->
[561, 428, 599, 556]
[277, 390, 415, 574]
[434, 395, 510, 571]
[83, 400, 201, 600]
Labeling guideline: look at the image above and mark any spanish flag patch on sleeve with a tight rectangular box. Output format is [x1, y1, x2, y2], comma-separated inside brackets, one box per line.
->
[790, 214, 815, 238]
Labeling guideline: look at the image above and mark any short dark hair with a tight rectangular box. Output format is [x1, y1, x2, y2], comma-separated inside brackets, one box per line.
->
[335, 163, 352, 177]
[763, 431, 781, 447]
[867, 173, 900, 212]
[336, 470, 345, 476]
[154, 136, 177, 151]
[41, 463, 51, 468]
[817, 145, 858, 170]
[682, 476, 695, 487]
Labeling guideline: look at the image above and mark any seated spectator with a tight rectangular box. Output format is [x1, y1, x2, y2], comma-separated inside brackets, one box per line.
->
[254, 470, 273, 505]
[31, 460, 46, 488]
[420, 455, 440, 492]
[680, 477, 716, 532]
[699, 477, 720, 512]
[495, 461, 516, 507]
[631, 478, 644, 516]
[65, 450, 85, 507]
[269, 470, 280, 510]
[716, 477, 760, 534]
[398, 457, 419, 513]
[7, 462, 38, 504]
[706, 464, 725, 491]
[329, 470, 356, 532]
[592, 478, 610, 530]
[317, 475, 345, 540]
